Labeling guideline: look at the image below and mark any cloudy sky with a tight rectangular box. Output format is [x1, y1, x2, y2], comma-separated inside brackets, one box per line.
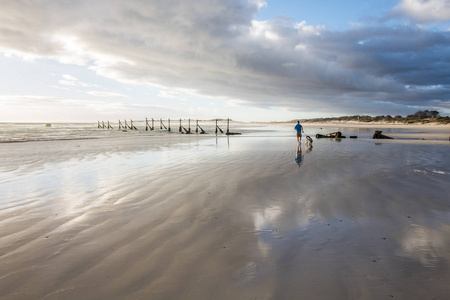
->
[1, 0, 450, 122]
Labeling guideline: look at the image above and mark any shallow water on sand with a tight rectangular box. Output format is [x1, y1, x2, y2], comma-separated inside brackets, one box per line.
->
[0, 132, 449, 299]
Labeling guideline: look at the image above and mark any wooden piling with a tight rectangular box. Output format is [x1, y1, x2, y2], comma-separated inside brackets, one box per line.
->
[107, 117, 237, 135]
[225, 118, 241, 135]
[160, 119, 167, 130]
[196, 120, 206, 134]
[178, 118, 191, 134]
[216, 119, 223, 134]
[130, 120, 137, 130]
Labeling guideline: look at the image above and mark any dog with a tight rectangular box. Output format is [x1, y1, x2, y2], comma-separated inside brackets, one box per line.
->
[305, 135, 313, 151]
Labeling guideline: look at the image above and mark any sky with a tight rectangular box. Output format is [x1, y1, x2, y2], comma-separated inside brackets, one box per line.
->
[0, 0, 450, 122]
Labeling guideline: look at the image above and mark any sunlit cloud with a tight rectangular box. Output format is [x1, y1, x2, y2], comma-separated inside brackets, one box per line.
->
[0, 0, 449, 121]
[392, 0, 450, 22]
[58, 74, 96, 88]
[87, 91, 129, 98]
[0, 95, 176, 122]
[158, 90, 187, 101]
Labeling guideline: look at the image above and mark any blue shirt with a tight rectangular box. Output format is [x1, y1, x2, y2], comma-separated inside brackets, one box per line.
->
[295, 123, 302, 133]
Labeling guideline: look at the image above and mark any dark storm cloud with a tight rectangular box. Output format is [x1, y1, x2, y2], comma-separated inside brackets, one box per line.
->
[0, 0, 449, 116]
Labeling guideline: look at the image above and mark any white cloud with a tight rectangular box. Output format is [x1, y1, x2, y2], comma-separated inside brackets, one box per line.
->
[250, 0, 267, 10]
[0, 95, 175, 122]
[87, 91, 129, 98]
[62, 74, 78, 81]
[59, 74, 97, 88]
[58, 80, 78, 86]
[158, 90, 187, 101]
[0, 0, 449, 119]
[392, 0, 450, 22]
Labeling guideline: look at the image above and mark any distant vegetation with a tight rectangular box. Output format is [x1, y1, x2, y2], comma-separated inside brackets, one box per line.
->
[300, 110, 450, 124]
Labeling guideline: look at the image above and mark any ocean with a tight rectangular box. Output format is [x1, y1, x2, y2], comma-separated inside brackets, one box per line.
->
[0, 121, 244, 143]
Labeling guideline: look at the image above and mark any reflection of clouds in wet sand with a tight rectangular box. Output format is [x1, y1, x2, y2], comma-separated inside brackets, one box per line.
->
[2, 131, 450, 299]
[252, 205, 282, 258]
[400, 225, 449, 268]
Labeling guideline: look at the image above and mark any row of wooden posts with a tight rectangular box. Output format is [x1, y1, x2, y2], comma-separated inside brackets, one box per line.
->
[97, 118, 240, 135]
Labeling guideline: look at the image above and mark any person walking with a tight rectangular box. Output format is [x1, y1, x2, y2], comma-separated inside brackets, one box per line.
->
[294, 121, 304, 144]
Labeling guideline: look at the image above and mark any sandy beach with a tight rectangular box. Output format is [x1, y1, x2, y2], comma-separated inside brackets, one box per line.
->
[1, 124, 450, 299]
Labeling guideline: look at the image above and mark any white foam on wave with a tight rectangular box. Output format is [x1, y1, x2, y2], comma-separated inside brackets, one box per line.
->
[413, 169, 447, 175]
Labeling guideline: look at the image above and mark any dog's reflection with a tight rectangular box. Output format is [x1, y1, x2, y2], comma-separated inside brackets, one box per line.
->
[305, 135, 313, 152]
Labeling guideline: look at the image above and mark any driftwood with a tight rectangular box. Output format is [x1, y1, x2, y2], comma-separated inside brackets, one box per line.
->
[373, 131, 393, 139]
[316, 131, 345, 139]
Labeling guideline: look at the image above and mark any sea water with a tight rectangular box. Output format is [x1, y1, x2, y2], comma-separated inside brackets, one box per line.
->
[0, 121, 265, 142]
[1, 121, 448, 143]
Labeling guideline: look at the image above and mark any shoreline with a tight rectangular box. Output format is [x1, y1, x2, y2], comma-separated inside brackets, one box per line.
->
[301, 121, 450, 127]
[266, 120, 450, 127]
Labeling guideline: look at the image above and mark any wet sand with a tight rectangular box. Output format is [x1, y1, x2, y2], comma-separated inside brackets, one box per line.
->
[1, 127, 450, 299]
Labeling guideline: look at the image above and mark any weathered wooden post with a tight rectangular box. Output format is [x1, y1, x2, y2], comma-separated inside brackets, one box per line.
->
[151, 118, 154, 130]
[107, 121, 113, 129]
[225, 118, 241, 135]
[196, 120, 206, 134]
[145, 118, 149, 131]
[160, 119, 167, 130]
[98, 121, 101, 129]
[215, 119, 223, 134]
[118, 120, 123, 130]
[179, 119, 182, 133]
[168, 118, 171, 132]
[130, 120, 138, 130]
[188, 119, 191, 134]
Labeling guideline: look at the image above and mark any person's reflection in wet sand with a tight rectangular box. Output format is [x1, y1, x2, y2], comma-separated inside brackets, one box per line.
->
[295, 144, 303, 167]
